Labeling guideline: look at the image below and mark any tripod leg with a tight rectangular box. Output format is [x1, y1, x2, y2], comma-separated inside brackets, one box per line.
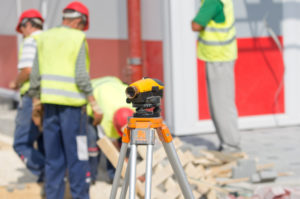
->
[110, 143, 128, 199]
[162, 142, 195, 199]
[120, 152, 131, 199]
[129, 144, 137, 199]
[145, 145, 153, 199]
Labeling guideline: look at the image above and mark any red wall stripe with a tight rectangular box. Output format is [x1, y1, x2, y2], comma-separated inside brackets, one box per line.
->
[0, 35, 18, 88]
[87, 39, 129, 80]
[197, 36, 285, 120]
[142, 41, 164, 81]
[0, 36, 163, 86]
[87, 39, 163, 83]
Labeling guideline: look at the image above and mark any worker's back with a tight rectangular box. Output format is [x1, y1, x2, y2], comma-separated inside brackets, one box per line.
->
[91, 76, 133, 138]
[35, 26, 89, 106]
[37, 27, 86, 75]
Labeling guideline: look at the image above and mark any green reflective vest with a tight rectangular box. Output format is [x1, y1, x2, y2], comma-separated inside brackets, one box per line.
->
[35, 27, 90, 106]
[197, 0, 237, 62]
[87, 76, 133, 139]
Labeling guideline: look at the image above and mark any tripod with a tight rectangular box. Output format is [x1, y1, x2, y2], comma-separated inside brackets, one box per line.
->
[109, 117, 194, 199]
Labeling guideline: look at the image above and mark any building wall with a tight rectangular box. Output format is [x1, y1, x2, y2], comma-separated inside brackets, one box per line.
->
[2, 0, 298, 134]
[0, 0, 163, 88]
[163, 0, 300, 134]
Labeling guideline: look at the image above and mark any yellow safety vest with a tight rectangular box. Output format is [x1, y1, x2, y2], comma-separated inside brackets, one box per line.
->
[35, 27, 90, 106]
[197, 0, 237, 62]
[87, 76, 133, 139]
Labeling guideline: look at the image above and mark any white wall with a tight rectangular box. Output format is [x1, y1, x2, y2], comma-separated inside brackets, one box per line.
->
[0, 0, 163, 40]
[163, 0, 300, 135]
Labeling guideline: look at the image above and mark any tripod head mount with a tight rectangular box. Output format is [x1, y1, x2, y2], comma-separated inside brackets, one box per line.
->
[126, 78, 164, 117]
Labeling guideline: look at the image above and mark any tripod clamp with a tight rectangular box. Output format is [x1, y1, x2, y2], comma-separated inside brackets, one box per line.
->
[122, 117, 172, 145]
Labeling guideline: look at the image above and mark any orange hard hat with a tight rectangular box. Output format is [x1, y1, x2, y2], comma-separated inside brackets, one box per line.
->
[16, 9, 44, 33]
[63, 1, 89, 31]
[113, 108, 134, 136]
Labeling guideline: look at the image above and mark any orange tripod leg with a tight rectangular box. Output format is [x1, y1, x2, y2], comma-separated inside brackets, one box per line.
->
[158, 123, 173, 143]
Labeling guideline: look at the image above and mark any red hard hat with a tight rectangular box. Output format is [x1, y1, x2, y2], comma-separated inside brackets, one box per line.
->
[63, 1, 89, 31]
[16, 9, 44, 33]
[113, 108, 134, 136]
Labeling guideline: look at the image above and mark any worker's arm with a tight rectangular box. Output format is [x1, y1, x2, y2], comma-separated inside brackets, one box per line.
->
[87, 95, 103, 126]
[9, 67, 31, 89]
[10, 37, 38, 89]
[28, 51, 43, 131]
[28, 51, 41, 99]
[75, 43, 93, 97]
[75, 42, 103, 125]
[191, 0, 225, 32]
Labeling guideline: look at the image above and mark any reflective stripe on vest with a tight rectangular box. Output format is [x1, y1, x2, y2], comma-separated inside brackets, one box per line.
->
[42, 88, 85, 99]
[36, 27, 90, 106]
[42, 74, 76, 83]
[197, 0, 237, 62]
[198, 35, 236, 46]
[204, 22, 235, 33]
[41, 74, 85, 99]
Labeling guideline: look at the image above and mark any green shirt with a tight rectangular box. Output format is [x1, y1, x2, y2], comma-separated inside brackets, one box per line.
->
[193, 0, 225, 26]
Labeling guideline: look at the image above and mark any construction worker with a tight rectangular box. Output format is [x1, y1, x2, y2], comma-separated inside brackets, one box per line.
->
[87, 76, 134, 183]
[28, 2, 102, 199]
[191, 0, 240, 152]
[10, 9, 45, 182]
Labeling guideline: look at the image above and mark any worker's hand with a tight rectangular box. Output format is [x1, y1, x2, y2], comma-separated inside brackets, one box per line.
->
[112, 139, 121, 151]
[91, 101, 103, 126]
[32, 98, 43, 132]
[191, 21, 204, 32]
[9, 81, 18, 90]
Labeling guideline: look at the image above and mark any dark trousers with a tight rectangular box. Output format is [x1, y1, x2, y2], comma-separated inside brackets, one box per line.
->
[43, 104, 90, 199]
[87, 121, 116, 181]
[13, 95, 45, 179]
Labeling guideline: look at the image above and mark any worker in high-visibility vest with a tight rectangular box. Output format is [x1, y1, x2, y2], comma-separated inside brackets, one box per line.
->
[10, 9, 45, 183]
[86, 76, 134, 184]
[191, 0, 240, 152]
[28, 2, 102, 199]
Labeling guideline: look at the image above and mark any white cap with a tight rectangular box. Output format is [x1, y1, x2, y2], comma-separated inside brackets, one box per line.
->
[63, 11, 82, 19]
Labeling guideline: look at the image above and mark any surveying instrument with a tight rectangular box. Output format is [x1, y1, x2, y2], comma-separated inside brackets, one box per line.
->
[110, 78, 194, 199]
